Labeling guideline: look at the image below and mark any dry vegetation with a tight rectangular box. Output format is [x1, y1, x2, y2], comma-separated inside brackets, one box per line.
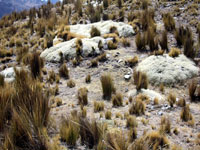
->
[0, 0, 200, 149]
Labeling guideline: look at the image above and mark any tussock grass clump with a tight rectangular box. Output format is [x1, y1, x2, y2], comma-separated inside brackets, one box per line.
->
[133, 71, 148, 91]
[55, 97, 62, 107]
[100, 73, 116, 100]
[78, 87, 88, 106]
[163, 13, 176, 31]
[145, 131, 169, 149]
[106, 131, 128, 150]
[129, 128, 137, 143]
[146, 27, 159, 51]
[177, 98, 186, 107]
[168, 48, 181, 58]
[159, 30, 168, 51]
[130, 131, 169, 149]
[94, 101, 104, 112]
[16, 46, 29, 63]
[60, 118, 79, 147]
[126, 115, 138, 128]
[112, 92, 123, 107]
[79, 117, 105, 149]
[103, 0, 109, 9]
[129, 99, 146, 115]
[48, 70, 56, 83]
[141, 0, 149, 10]
[180, 105, 193, 122]
[85, 74, 91, 83]
[184, 34, 196, 59]
[59, 63, 69, 79]
[136, 93, 150, 103]
[90, 59, 98, 67]
[121, 37, 130, 47]
[90, 26, 101, 37]
[0, 49, 13, 58]
[110, 26, 119, 35]
[2, 68, 51, 150]
[174, 26, 186, 47]
[0, 74, 4, 87]
[0, 84, 13, 130]
[81, 107, 87, 118]
[160, 116, 171, 134]
[97, 52, 107, 62]
[159, 83, 165, 93]
[30, 52, 44, 79]
[135, 32, 146, 51]
[188, 80, 199, 102]
[125, 56, 138, 67]
[108, 40, 117, 50]
[105, 110, 112, 119]
[140, 9, 155, 31]
[154, 49, 164, 56]
[67, 79, 76, 88]
[167, 92, 176, 107]
[117, 0, 123, 8]
[154, 97, 159, 105]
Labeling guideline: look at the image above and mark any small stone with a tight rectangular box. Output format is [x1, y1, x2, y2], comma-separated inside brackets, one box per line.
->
[125, 88, 129, 92]
[124, 75, 131, 80]
[118, 59, 123, 63]
[158, 111, 163, 116]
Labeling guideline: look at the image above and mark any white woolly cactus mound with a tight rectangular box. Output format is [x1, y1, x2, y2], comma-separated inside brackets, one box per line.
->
[70, 20, 135, 38]
[136, 54, 199, 85]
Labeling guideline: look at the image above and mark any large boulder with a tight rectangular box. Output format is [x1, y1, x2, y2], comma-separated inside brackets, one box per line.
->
[136, 54, 199, 85]
[69, 20, 135, 38]
[40, 37, 105, 62]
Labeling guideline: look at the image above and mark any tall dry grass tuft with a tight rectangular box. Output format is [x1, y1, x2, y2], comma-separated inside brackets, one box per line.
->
[159, 30, 168, 51]
[1, 68, 51, 149]
[30, 52, 44, 79]
[0, 74, 5, 87]
[100, 73, 116, 100]
[133, 71, 148, 91]
[79, 117, 106, 149]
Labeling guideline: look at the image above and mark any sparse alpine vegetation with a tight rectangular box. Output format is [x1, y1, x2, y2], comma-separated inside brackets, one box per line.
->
[0, 0, 199, 149]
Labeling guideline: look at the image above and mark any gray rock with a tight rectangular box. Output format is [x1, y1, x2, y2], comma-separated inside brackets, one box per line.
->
[158, 111, 163, 116]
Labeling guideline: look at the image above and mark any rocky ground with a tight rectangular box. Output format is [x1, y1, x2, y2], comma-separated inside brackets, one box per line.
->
[0, 0, 200, 150]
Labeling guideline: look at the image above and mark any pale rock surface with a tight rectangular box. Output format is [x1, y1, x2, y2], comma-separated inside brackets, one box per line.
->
[40, 37, 105, 62]
[136, 54, 199, 85]
[0, 67, 20, 82]
[53, 36, 63, 46]
[128, 89, 164, 101]
[69, 20, 135, 38]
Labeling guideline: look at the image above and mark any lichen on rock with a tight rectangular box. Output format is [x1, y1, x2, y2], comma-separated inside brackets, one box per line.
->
[136, 54, 199, 85]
